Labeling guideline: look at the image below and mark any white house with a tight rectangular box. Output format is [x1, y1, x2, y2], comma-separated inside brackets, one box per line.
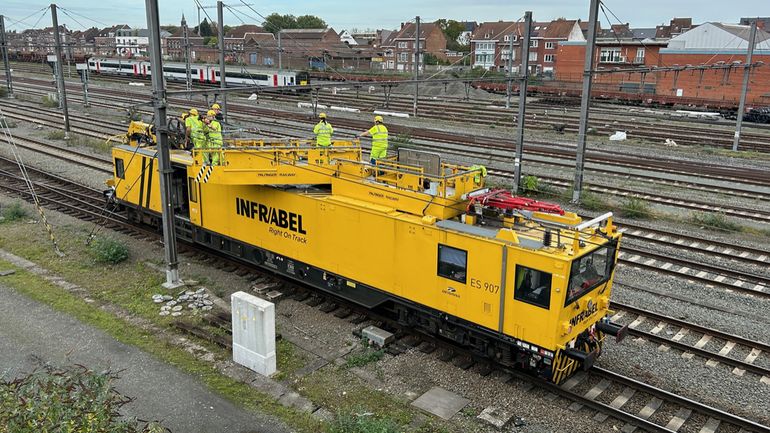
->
[116, 28, 170, 56]
[339, 30, 358, 45]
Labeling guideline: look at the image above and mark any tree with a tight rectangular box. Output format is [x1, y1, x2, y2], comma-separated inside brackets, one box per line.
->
[295, 15, 326, 29]
[223, 25, 233, 36]
[205, 36, 218, 47]
[263, 13, 327, 33]
[435, 19, 468, 52]
[263, 13, 297, 33]
[196, 18, 213, 37]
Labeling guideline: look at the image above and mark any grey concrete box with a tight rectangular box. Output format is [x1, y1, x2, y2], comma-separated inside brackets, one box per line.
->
[231, 291, 276, 376]
[477, 406, 514, 429]
[362, 325, 394, 347]
[411, 386, 470, 420]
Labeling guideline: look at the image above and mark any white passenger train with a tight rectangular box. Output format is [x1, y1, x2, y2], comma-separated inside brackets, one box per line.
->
[80, 58, 309, 88]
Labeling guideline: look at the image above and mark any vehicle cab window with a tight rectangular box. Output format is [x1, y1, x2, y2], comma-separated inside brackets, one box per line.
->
[437, 244, 467, 283]
[514, 265, 552, 309]
[565, 243, 616, 305]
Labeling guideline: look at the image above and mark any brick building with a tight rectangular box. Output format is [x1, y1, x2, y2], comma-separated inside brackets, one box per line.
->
[554, 20, 770, 106]
[556, 23, 668, 87]
[381, 22, 447, 71]
[657, 22, 770, 105]
[470, 19, 583, 75]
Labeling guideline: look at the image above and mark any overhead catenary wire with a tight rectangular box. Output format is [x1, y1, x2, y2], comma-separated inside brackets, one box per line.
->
[57, 7, 111, 28]
[3, 7, 49, 30]
[57, 8, 92, 32]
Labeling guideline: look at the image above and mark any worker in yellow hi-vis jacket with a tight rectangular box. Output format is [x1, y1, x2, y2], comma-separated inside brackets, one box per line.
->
[203, 110, 222, 166]
[313, 113, 333, 147]
[358, 115, 388, 164]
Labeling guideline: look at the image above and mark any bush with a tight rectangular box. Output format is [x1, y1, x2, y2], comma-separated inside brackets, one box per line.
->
[46, 130, 66, 140]
[1, 202, 28, 222]
[520, 175, 540, 196]
[619, 196, 652, 219]
[345, 345, 384, 368]
[0, 365, 167, 433]
[329, 410, 400, 433]
[389, 133, 412, 152]
[563, 188, 609, 211]
[691, 212, 742, 232]
[89, 236, 130, 264]
[41, 95, 58, 108]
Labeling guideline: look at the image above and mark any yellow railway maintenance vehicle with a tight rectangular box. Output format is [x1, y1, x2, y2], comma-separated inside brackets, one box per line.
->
[106, 135, 627, 384]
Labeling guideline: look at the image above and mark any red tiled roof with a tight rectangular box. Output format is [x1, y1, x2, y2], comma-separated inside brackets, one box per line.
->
[541, 19, 578, 39]
[470, 21, 524, 40]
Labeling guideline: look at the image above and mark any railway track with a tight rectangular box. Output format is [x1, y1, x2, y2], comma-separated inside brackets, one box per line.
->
[2, 149, 769, 432]
[6, 83, 770, 289]
[6, 87, 770, 229]
[10, 77, 770, 187]
[611, 301, 770, 382]
[9, 62, 770, 152]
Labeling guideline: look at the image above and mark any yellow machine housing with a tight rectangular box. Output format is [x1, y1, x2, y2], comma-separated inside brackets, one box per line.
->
[108, 137, 625, 383]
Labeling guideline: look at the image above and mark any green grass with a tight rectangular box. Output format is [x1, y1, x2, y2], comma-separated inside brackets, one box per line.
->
[701, 146, 770, 161]
[1, 201, 28, 222]
[690, 211, 742, 233]
[329, 409, 400, 433]
[0, 211, 321, 431]
[0, 261, 322, 433]
[69, 134, 113, 153]
[41, 95, 59, 108]
[561, 188, 610, 211]
[345, 345, 384, 368]
[0, 206, 460, 433]
[296, 368, 415, 429]
[619, 196, 652, 219]
[46, 130, 66, 140]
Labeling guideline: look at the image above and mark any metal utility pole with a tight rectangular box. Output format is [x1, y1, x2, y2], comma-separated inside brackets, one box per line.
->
[50, 4, 70, 139]
[182, 14, 192, 93]
[572, 0, 600, 203]
[277, 31, 282, 70]
[412, 16, 420, 117]
[0, 15, 14, 97]
[145, 0, 183, 289]
[197, 6, 201, 36]
[513, 11, 532, 193]
[732, 21, 757, 152]
[217, 1, 227, 122]
[80, 66, 89, 107]
[505, 32, 514, 109]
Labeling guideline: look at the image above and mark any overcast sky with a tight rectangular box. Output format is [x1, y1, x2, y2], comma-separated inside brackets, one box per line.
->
[2, 1, 766, 32]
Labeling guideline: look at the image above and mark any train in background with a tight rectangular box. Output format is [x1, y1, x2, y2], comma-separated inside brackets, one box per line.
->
[80, 57, 309, 88]
[308, 70, 769, 123]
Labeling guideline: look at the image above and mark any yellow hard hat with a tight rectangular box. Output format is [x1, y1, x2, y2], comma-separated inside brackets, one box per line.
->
[207, 109, 217, 117]
[374, 115, 383, 122]
[319, 112, 327, 118]
[211, 103, 221, 110]
[189, 108, 199, 115]
[181, 112, 189, 119]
